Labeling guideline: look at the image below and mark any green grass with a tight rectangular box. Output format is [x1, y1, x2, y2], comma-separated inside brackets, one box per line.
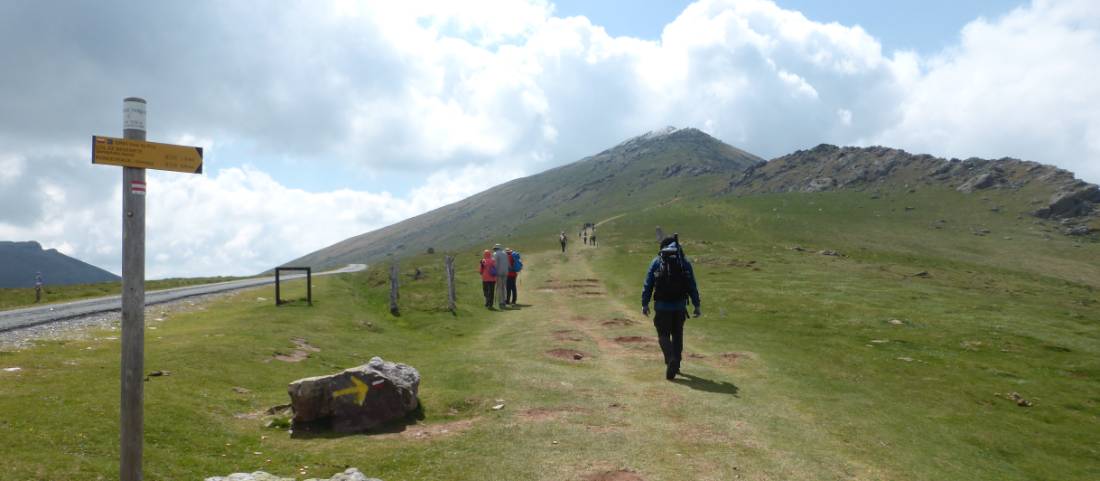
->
[1, 188, 1098, 480]
[0, 276, 253, 311]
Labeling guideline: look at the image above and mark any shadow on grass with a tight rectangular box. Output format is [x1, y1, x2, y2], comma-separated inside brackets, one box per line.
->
[505, 303, 535, 309]
[290, 404, 426, 439]
[672, 372, 739, 397]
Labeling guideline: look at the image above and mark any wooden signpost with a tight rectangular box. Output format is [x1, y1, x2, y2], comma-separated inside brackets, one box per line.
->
[94, 98, 204, 481]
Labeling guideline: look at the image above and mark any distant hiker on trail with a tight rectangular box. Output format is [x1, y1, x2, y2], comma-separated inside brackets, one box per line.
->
[559, 232, 568, 253]
[479, 250, 497, 309]
[583, 230, 588, 245]
[34, 272, 43, 303]
[506, 248, 522, 305]
[492, 244, 510, 309]
[590, 229, 598, 247]
[641, 234, 701, 380]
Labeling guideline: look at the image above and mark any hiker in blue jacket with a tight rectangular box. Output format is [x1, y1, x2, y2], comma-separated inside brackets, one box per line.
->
[641, 234, 701, 380]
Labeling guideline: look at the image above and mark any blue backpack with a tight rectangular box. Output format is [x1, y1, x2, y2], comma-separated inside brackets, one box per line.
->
[512, 252, 523, 272]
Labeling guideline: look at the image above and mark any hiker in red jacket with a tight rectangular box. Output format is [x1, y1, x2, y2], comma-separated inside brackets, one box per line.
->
[479, 250, 497, 309]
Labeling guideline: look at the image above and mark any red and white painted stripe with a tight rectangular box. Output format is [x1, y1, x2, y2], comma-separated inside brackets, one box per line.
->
[130, 180, 146, 195]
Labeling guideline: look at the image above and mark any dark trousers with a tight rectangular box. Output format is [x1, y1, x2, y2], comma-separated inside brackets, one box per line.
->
[482, 281, 495, 306]
[653, 309, 687, 367]
[506, 277, 517, 304]
[560, 242, 566, 252]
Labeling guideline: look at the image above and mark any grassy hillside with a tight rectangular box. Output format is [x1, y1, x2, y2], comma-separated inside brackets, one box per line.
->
[282, 127, 762, 271]
[0, 241, 120, 288]
[2, 186, 1097, 480]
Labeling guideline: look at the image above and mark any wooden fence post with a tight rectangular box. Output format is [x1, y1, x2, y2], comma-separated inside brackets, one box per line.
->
[389, 262, 400, 315]
[444, 255, 456, 312]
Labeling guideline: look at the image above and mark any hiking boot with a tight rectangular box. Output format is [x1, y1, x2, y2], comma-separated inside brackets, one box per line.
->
[665, 363, 677, 380]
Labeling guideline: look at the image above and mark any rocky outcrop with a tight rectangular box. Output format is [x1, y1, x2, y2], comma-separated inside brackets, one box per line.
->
[1035, 184, 1100, 219]
[288, 357, 420, 433]
[205, 467, 380, 481]
[728, 144, 1100, 227]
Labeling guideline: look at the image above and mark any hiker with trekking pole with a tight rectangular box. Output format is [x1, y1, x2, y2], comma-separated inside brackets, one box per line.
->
[641, 234, 701, 380]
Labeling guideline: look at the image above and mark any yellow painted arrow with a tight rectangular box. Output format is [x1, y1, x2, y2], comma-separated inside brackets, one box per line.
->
[333, 376, 369, 405]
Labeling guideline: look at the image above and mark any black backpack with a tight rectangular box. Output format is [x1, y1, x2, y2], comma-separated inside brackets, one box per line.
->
[654, 249, 690, 302]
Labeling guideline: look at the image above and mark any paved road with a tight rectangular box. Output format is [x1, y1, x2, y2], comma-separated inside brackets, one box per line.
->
[0, 264, 366, 333]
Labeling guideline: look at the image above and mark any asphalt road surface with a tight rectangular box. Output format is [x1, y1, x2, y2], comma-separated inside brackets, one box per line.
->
[0, 264, 366, 333]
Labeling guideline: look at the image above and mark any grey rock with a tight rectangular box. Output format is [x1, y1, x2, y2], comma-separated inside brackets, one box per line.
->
[205, 472, 294, 481]
[956, 172, 999, 193]
[288, 356, 420, 433]
[804, 177, 836, 192]
[1035, 185, 1100, 219]
[1065, 225, 1093, 236]
[205, 468, 381, 481]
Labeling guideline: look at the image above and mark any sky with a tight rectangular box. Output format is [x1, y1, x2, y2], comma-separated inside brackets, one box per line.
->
[1, 0, 1098, 279]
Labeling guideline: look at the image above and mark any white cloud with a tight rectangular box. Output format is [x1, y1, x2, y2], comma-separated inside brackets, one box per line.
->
[875, 0, 1100, 179]
[1, 0, 1097, 277]
[0, 154, 24, 184]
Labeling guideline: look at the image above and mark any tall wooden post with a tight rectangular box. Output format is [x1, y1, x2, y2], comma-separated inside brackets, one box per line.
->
[389, 262, 400, 315]
[444, 255, 456, 312]
[120, 97, 146, 481]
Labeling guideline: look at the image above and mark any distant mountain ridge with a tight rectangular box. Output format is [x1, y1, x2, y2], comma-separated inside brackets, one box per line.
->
[284, 129, 1098, 270]
[0, 241, 120, 288]
[731, 144, 1100, 228]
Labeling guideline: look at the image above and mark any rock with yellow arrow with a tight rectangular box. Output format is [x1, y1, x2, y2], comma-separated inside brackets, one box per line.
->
[287, 356, 420, 433]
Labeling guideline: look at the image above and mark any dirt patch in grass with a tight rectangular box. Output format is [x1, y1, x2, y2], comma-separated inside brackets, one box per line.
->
[376, 418, 478, 440]
[553, 330, 584, 342]
[601, 318, 637, 327]
[541, 279, 602, 291]
[685, 352, 707, 359]
[518, 406, 587, 422]
[614, 336, 653, 344]
[582, 469, 645, 481]
[546, 348, 588, 361]
[273, 338, 320, 362]
[717, 352, 755, 365]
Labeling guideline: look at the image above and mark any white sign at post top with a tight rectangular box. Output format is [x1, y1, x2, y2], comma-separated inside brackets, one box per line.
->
[123, 99, 146, 131]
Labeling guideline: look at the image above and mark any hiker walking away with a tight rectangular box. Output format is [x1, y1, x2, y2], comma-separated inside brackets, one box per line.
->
[641, 234, 701, 380]
[492, 244, 510, 309]
[506, 248, 522, 305]
[583, 230, 588, 245]
[479, 250, 497, 309]
[559, 232, 568, 253]
[34, 272, 43, 303]
[590, 229, 598, 248]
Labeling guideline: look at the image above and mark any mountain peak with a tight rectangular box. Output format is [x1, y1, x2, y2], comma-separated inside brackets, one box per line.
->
[613, 126, 710, 149]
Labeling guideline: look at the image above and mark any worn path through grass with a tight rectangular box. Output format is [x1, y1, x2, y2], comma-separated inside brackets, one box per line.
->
[461, 247, 881, 481]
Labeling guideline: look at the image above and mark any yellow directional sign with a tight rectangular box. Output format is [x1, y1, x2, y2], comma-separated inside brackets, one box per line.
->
[333, 376, 369, 405]
[92, 135, 203, 174]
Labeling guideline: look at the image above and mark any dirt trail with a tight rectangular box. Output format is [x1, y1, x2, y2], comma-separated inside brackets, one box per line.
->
[460, 249, 862, 481]
[501, 249, 749, 480]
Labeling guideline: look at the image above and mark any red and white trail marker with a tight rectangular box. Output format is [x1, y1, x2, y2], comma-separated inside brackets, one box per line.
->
[130, 180, 146, 195]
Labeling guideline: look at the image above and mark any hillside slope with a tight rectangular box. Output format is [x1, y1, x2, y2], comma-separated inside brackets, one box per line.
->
[283, 127, 762, 270]
[0, 241, 120, 288]
[731, 144, 1100, 231]
[285, 130, 1100, 271]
